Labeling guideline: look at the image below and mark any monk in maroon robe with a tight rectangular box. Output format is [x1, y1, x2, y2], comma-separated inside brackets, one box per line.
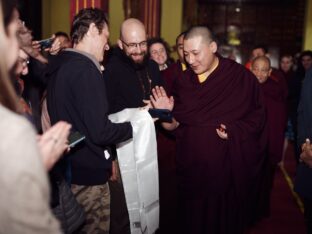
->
[251, 56, 287, 219]
[151, 26, 267, 234]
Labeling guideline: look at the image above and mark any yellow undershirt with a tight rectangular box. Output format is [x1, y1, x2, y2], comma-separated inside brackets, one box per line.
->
[198, 74, 207, 83]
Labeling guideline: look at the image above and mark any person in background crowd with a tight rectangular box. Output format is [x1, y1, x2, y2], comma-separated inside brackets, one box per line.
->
[54, 31, 72, 49]
[245, 44, 268, 70]
[279, 54, 296, 162]
[14, 9, 62, 132]
[162, 32, 186, 95]
[294, 67, 312, 234]
[291, 50, 312, 163]
[251, 56, 287, 219]
[148, 37, 173, 71]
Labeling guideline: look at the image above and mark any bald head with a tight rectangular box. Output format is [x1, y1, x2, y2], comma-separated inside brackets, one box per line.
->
[184, 26, 215, 46]
[251, 55, 271, 68]
[118, 18, 148, 64]
[120, 18, 146, 41]
[251, 56, 272, 83]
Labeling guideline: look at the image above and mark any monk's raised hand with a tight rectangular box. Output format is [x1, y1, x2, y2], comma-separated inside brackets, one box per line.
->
[216, 124, 228, 140]
[150, 86, 174, 111]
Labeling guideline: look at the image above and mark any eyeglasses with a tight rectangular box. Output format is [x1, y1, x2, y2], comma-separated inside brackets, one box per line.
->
[18, 57, 30, 65]
[120, 39, 147, 50]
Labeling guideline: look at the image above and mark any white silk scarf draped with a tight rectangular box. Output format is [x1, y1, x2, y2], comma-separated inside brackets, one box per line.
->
[109, 108, 159, 234]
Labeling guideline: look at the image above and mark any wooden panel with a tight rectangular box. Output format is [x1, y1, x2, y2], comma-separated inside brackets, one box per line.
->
[193, 0, 306, 61]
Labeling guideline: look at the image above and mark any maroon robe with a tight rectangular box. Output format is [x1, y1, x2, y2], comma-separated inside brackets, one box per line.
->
[261, 77, 288, 164]
[162, 61, 185, 96]
[253, 77, 288, 222]
[155, 63, 183, 234]
[171, 57, 267, 234]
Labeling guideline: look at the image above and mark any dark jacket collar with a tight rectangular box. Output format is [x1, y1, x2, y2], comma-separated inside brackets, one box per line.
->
[65, 48, 102, 73]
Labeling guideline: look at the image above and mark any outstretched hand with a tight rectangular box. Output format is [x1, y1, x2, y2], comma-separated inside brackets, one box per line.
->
[150, 86, 174, 111]
[37, 121, 71, 171]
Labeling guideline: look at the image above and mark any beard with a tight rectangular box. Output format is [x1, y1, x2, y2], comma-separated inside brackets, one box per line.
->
[124, 50, 149, 70]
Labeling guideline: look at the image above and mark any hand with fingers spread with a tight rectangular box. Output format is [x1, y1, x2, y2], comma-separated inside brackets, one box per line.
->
[37, 121, 71, 170]
[150, 86, 174, 111]
[216, 124, 228, 140]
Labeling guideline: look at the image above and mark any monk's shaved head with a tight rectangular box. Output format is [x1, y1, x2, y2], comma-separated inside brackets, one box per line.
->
[120, 18, 146, 40]
[184, 26, 215, 45]
[251, 55, 271, 68]
[251, 56, 272, 83]
[183, 26, 218, 76]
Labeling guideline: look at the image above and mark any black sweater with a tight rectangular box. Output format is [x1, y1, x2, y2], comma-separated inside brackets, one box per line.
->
[47, 50, 132, 185]
[104, 48, 163, 113]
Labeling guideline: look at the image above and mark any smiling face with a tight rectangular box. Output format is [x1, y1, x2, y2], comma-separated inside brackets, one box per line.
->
[118, 20, 148, 65]
[183, 35, 217, 75]
[93, 23, 110, 62]
[149, 42, 167, 66]
[251, 57, 272, 84]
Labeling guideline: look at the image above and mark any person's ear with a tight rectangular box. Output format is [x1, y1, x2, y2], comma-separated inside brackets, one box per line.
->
[268, 67, 272, 76]
[87, 23, 98, 37]
[117, 39, 123, 50]
[210, 41, 218, 53]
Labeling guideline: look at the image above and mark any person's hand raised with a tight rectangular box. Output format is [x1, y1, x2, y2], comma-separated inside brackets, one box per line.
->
[150, 86, 174, 111]
[37, 121, 71, 171]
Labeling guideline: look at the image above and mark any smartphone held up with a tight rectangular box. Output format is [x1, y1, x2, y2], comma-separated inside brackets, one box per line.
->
[38, 37, 54, 49]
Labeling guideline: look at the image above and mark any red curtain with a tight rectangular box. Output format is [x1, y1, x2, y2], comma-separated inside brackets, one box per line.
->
[70, 0, 108, 24]
[123, 0, 161, 38]
[143, 0, 161, 37]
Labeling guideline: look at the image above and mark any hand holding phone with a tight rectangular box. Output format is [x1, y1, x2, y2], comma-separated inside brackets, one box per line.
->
[68, 131, 86, 148]
[38, 38, 54, 49]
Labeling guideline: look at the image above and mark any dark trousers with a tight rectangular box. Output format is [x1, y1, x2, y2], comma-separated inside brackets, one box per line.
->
[108, 177, 130, 234]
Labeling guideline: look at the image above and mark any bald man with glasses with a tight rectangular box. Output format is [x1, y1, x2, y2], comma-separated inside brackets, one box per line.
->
[103, 18, 163, 234]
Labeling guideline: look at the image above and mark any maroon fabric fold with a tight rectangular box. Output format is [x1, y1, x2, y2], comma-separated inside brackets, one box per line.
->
[261, 78, 287, 164]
